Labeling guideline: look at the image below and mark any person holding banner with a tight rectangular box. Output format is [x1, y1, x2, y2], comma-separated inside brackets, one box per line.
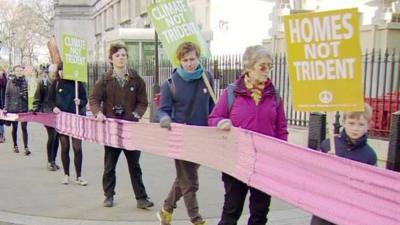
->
[4, 65, 31, 155]
[0, 68, 8, 143]
[49, 63, 88, 186]
[157, 42, 214, 225]
[310, 104, 377, 225]
[208, 45, 288, 225]
[32, 64, 60, 171]
[89, 43, 153, 209]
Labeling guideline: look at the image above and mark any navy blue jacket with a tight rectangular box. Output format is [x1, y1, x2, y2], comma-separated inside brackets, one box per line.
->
[32, 79, 55, 113]
[320, 130, 377, 165]
[157, 69, 214, 126]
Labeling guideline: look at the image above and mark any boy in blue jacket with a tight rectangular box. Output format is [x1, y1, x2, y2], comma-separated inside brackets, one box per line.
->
[311, 103, 377, 225]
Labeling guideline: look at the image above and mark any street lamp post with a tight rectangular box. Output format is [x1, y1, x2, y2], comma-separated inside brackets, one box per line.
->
[149, 0, 161, 123]
[149, 31, 160, 122]
[11, 32, 15, 67]
[0, 40, 2, 57]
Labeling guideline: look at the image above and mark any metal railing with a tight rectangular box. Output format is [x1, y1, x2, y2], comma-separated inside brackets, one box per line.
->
[87, 49, 400, 138]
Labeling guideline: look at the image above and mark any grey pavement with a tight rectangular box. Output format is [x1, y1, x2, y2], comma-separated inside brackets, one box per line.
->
[0, 122, 312, 225]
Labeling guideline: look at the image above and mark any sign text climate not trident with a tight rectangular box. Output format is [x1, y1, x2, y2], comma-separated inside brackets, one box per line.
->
[150, 0, 197, 44]
[284, 8, 364, 112]
[289, 13, 355, 81]
[147, 0, 209, 67]
[62, 34, 88, 83]
[64, 36, 86, 65]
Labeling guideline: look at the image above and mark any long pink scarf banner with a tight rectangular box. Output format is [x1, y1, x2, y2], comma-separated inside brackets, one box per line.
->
[1, 110, 400, 225]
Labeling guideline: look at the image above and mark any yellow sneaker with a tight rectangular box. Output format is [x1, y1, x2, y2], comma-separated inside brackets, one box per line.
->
[157, 208, 172, 225]
[193, 220, 206, 225]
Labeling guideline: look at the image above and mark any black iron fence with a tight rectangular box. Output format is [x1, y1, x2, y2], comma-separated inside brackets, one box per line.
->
[87, 49, 400, 138]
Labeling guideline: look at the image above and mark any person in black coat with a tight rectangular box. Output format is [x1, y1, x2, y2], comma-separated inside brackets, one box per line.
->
[4, 65, 30, 154]
[48, 63, 88, 186]
[32, 64, 60, 171]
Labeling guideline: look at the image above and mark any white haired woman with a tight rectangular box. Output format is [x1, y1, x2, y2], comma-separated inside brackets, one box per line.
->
[209, 45, 288, 225]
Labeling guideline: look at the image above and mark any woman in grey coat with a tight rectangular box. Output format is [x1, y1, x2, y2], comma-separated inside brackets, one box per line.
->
[4, 65, 30, 155]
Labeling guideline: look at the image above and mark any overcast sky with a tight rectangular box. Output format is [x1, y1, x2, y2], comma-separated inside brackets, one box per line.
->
[210, 0, 274, 55]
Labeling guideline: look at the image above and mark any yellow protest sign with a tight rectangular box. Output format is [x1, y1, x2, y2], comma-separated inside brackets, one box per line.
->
[284, 8, 364, 112]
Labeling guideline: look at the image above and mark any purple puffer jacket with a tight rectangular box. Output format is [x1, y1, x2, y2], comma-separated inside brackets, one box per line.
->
[0, 73, 7, 109]
[208, 75, 288, 140]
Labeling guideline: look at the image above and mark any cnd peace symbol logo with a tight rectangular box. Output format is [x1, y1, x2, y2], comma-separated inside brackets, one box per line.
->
[319, 90, 333, 104]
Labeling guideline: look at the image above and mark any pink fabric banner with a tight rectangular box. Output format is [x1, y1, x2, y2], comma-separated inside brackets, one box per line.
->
[2, 110, 400, 225]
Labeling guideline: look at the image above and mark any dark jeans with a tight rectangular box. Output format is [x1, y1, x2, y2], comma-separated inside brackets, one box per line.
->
[310, 216, 336, 225]
[59, 134, 83, 178]
[11, 121, 28, 148]
[45, 126, 59, 163]
[164, 159, 202, 223]
[218, 173, 271, 225]
[103, 146, 148, 200]
[0, 124, 4, 141]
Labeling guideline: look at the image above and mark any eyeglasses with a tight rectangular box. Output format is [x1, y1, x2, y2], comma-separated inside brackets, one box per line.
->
[258, 62, 273, 71]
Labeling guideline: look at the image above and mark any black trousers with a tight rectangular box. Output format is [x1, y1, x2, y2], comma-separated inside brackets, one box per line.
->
[218, 173, 271, 225]
[45, 126, 59, 163]
[103, 146, 148, 200]
[59, 134, 83, 178]
[11, 121, 28, 148]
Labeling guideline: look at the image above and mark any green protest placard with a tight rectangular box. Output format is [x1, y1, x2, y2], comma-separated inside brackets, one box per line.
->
[147, 0, 210, 67]
[27, 77, 37, 110]
[23, 65, 37, 110]
[62, 34, 88, 83]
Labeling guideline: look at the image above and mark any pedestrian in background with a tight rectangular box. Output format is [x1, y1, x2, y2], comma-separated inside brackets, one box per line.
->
[0, 68, 8, 143]
[4, 65, 31, 155]
[157, 41, 214, 225]
[208, 45, 288, 225]
[89, 43, 153, 209]
[49, 63, 88, 186]
[31, 64, 60, 171]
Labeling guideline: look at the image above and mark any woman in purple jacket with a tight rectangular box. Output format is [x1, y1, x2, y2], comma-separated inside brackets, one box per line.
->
[0, 68, 7, 143]
[208, 45, 288, 225]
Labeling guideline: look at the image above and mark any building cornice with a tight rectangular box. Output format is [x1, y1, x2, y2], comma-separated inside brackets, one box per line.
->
[55, 5, 93, 19]
[92, 0, 119, 19]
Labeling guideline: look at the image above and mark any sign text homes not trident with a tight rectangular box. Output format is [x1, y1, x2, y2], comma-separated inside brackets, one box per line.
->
[284, 8, 364, 112]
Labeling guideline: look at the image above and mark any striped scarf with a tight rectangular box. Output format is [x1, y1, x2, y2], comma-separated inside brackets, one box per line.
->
[244, 75, 265, 105]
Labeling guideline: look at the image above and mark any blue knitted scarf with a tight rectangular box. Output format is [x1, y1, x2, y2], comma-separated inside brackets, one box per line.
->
[176, 65, 204, 82]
